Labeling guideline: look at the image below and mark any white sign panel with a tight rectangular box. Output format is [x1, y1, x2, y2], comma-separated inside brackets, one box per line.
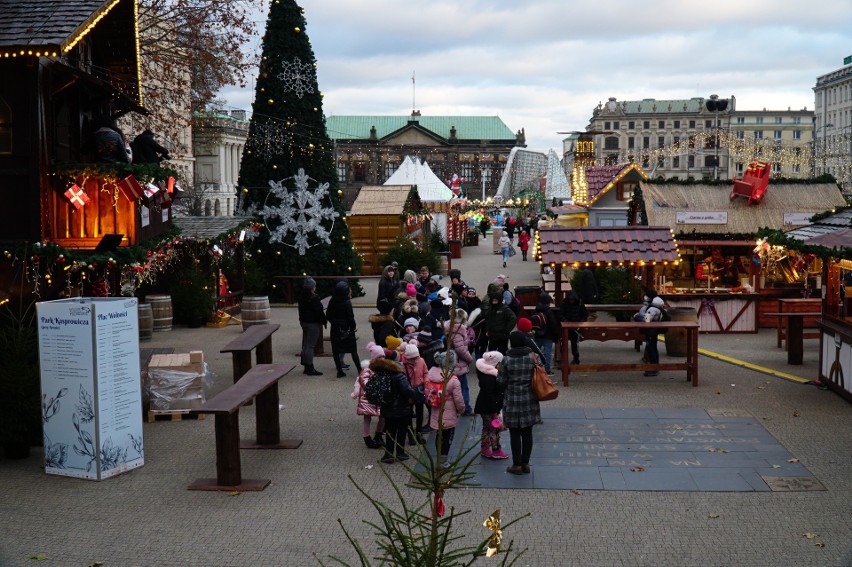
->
[140, 206, 150, 227]
[676, 211, 728, 224]
[783, 212, 814, 226]
[37, 298, 144, 480]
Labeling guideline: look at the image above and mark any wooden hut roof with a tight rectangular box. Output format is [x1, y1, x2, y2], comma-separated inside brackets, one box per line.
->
[536, 226, 679, 266]
[349, 185, 413, 216]
[641, 182, 846, 236]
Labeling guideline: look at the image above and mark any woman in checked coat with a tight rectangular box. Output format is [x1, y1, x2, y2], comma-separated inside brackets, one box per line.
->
[496, 330, 540, 475]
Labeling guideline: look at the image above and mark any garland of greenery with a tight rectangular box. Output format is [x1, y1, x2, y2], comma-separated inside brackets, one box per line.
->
[756, 227, 852, 261]
[53, 161, 179, 182]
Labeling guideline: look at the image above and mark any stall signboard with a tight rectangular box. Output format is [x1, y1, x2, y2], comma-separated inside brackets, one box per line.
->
[37, 298, 144, 480]
[783, 212, 814, 226]
[676, 211, 728, 224]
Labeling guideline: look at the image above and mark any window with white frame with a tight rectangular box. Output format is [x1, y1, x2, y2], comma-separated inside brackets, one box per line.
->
[754, 131, 763, 139]
[774, 131, 782, 140]
[775, 116, 782, 124]
[736, 117, 745, 124]
[756, 117, 764, 124]
[337, 162, 347, 182]
[773, 163, 781, 174]
[736, 130, 745, 139]
[793, 130, 801, 139]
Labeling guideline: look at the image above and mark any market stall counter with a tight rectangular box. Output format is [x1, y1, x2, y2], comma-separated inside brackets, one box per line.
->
[662, 290, 759, 334]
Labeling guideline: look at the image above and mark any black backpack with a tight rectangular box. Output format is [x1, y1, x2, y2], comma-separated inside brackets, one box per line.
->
[660, 308, 671, 322]
[365, 372, 395, 406]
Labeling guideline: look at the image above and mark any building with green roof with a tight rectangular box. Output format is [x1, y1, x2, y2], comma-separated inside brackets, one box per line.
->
[325, 112, 523, 207]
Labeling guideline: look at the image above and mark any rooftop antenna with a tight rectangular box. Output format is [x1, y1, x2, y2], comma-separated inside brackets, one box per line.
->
[411, 71, 416, 114]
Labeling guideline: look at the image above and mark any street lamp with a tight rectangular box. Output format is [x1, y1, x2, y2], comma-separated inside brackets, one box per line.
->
[706, 94, 728, 180]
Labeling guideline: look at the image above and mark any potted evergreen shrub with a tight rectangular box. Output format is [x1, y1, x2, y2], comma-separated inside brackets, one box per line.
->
[0, 301, 41, 459]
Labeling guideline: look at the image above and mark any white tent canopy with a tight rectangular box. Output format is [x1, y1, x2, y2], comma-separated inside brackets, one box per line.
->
[384, 156, 454, 239]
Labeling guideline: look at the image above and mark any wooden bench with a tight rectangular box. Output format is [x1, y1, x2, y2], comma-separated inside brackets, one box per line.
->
[188, 363, 299, 491]
[766, 312, 821, 365]
[221, 324, 280, 384]
[560, 321, 699, 387]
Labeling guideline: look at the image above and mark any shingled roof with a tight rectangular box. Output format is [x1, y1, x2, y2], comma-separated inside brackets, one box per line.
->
[536, 226, 679, 267]
[350, 186, 413, 216]
[0, 0, 115, 52]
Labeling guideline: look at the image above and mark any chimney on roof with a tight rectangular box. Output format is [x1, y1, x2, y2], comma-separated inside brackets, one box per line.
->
[369, 126, 377, 140]
[411, 110, 421, 117]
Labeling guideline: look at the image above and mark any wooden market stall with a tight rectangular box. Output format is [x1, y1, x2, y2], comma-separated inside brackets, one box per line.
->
[534, 225, 681, 305]
[778, 209, 852, 402]
[639, 180, 847, 332]
[346, 185, 428, 275]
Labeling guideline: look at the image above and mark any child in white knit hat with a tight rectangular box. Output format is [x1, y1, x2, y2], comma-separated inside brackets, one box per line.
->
[350, 342, 387, 449]
[402, 317, 420, 343]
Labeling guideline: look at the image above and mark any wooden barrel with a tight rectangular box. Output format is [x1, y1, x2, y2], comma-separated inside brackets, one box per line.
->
[665, 307, 697, 357]
[138, 303, 153, 341]
[147, 295, 173, 332]
[242, 296, 271, 330]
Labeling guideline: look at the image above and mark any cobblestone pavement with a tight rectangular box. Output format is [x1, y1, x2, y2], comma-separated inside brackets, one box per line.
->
[1, 236, 851, 566]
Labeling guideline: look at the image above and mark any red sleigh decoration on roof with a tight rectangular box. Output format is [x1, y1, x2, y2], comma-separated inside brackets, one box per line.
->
[730, 161, 770, 205]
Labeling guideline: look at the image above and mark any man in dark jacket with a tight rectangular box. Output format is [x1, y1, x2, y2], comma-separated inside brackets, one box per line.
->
[131, 129, 170, 164]
[578, 268, 599, 317]
[298, 276, 327, 375]
[485, 292, 517, 354]
[369, 299, 397, 347]
[559, 290, 589, 364]
[531, 292, 561, 374]
[374, 352, 425, 463]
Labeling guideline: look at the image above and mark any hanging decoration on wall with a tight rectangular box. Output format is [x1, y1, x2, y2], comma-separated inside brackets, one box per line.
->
[142, 182, 160, 205]
[64, 184, 90, 209]
[260, 168, 339, 255]
[277, 56, 315, 99]
[117, 175, 143, 202]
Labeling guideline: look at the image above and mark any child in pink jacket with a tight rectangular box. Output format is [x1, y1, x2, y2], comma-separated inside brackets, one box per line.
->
[350, 342, 386, 449]
[445, 308, 474, 415]
[424, 350, 465, 468]
[402, 342, 429, 442]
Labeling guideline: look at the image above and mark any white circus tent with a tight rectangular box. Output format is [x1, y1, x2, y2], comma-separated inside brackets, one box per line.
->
[384, 156, 454, 239]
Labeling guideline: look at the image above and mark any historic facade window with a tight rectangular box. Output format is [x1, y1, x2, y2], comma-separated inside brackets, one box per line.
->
[337, 162, 347, 181]
[604, 136, 619, 150]
[353, 162, 367, 182]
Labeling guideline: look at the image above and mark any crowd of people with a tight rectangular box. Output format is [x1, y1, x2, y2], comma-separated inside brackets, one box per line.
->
[296, 261, 668, 475]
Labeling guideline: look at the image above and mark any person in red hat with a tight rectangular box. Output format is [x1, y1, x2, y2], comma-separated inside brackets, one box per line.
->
[515, 317, 545, 361]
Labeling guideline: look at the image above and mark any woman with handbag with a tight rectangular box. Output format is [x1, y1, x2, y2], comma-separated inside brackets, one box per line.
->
[496, 331, 541, 475]
[327, 280, 361, 378]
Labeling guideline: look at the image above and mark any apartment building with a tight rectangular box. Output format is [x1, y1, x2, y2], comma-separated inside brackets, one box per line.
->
[814, 58, 852, 182]
[726, 108, 813, 179]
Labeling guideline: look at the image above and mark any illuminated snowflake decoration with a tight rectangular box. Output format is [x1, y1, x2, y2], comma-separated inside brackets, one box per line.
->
[277, 56, 315, 99]
[260, 168, 339, 255]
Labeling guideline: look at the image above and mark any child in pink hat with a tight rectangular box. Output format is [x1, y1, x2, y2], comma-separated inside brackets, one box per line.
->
[350, 342, 387, 449]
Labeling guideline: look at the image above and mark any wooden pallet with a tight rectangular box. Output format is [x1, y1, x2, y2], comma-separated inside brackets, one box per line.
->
[147, 410, 205, 423]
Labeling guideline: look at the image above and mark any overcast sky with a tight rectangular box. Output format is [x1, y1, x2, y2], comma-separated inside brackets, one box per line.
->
[219, 0, 852, 153]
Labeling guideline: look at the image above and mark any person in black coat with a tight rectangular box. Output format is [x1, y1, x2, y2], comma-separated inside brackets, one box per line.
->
[374, 353, 425, 464]
[559, 290, 589, 365]
[298, 276, 327, 375]
[474, 351, 509, 459]
[326, 280, 360, 378]
[94, 119, 131, 164]
[369, 299, 397, 347]
[376, 265, 399, 308]
[131, 129, 170, 164]
[579, 268, 599, 306]
[531, 292, 561, 374]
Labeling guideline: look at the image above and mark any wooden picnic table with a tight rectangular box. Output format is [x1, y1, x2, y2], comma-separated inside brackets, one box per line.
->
[765, 312, 822, 365]
[188, 363, 297, 492]
[560, 321, 699, 387]
[221, 323, 280, 384]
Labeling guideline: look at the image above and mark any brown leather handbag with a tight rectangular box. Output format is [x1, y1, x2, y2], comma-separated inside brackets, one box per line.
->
[530, 354, 558, 401]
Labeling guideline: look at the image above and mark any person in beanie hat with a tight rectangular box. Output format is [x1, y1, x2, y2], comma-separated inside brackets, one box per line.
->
[375, 349, 425, 464]
[351, 343, 386, 449]
[416, 326, 443, 370]
[484, 291, 516, 354]
[445, 307, 474, 415]
[401, 317, 420, 343]
[515, 317, 546, 361]
[559, 290, 589, 365]
[402, 342, 428, 443]
[369, 299, 397, 347]
[475, 351, 508, 459]
[531, 292, 562, 373]
[298, 276, 326, 376]
[425, 350, 465, 468]
[498, 331, 541, 475]
[376, 265, 399, 308]
[385, 335, 403, 355]
[326, 280, 360, 378]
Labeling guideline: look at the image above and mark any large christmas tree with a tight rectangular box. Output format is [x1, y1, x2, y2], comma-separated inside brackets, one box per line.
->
[237, 0, 361, 297]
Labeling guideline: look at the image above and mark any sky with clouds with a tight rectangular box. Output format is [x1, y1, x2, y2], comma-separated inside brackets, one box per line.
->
[220, 0, 852, 153]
